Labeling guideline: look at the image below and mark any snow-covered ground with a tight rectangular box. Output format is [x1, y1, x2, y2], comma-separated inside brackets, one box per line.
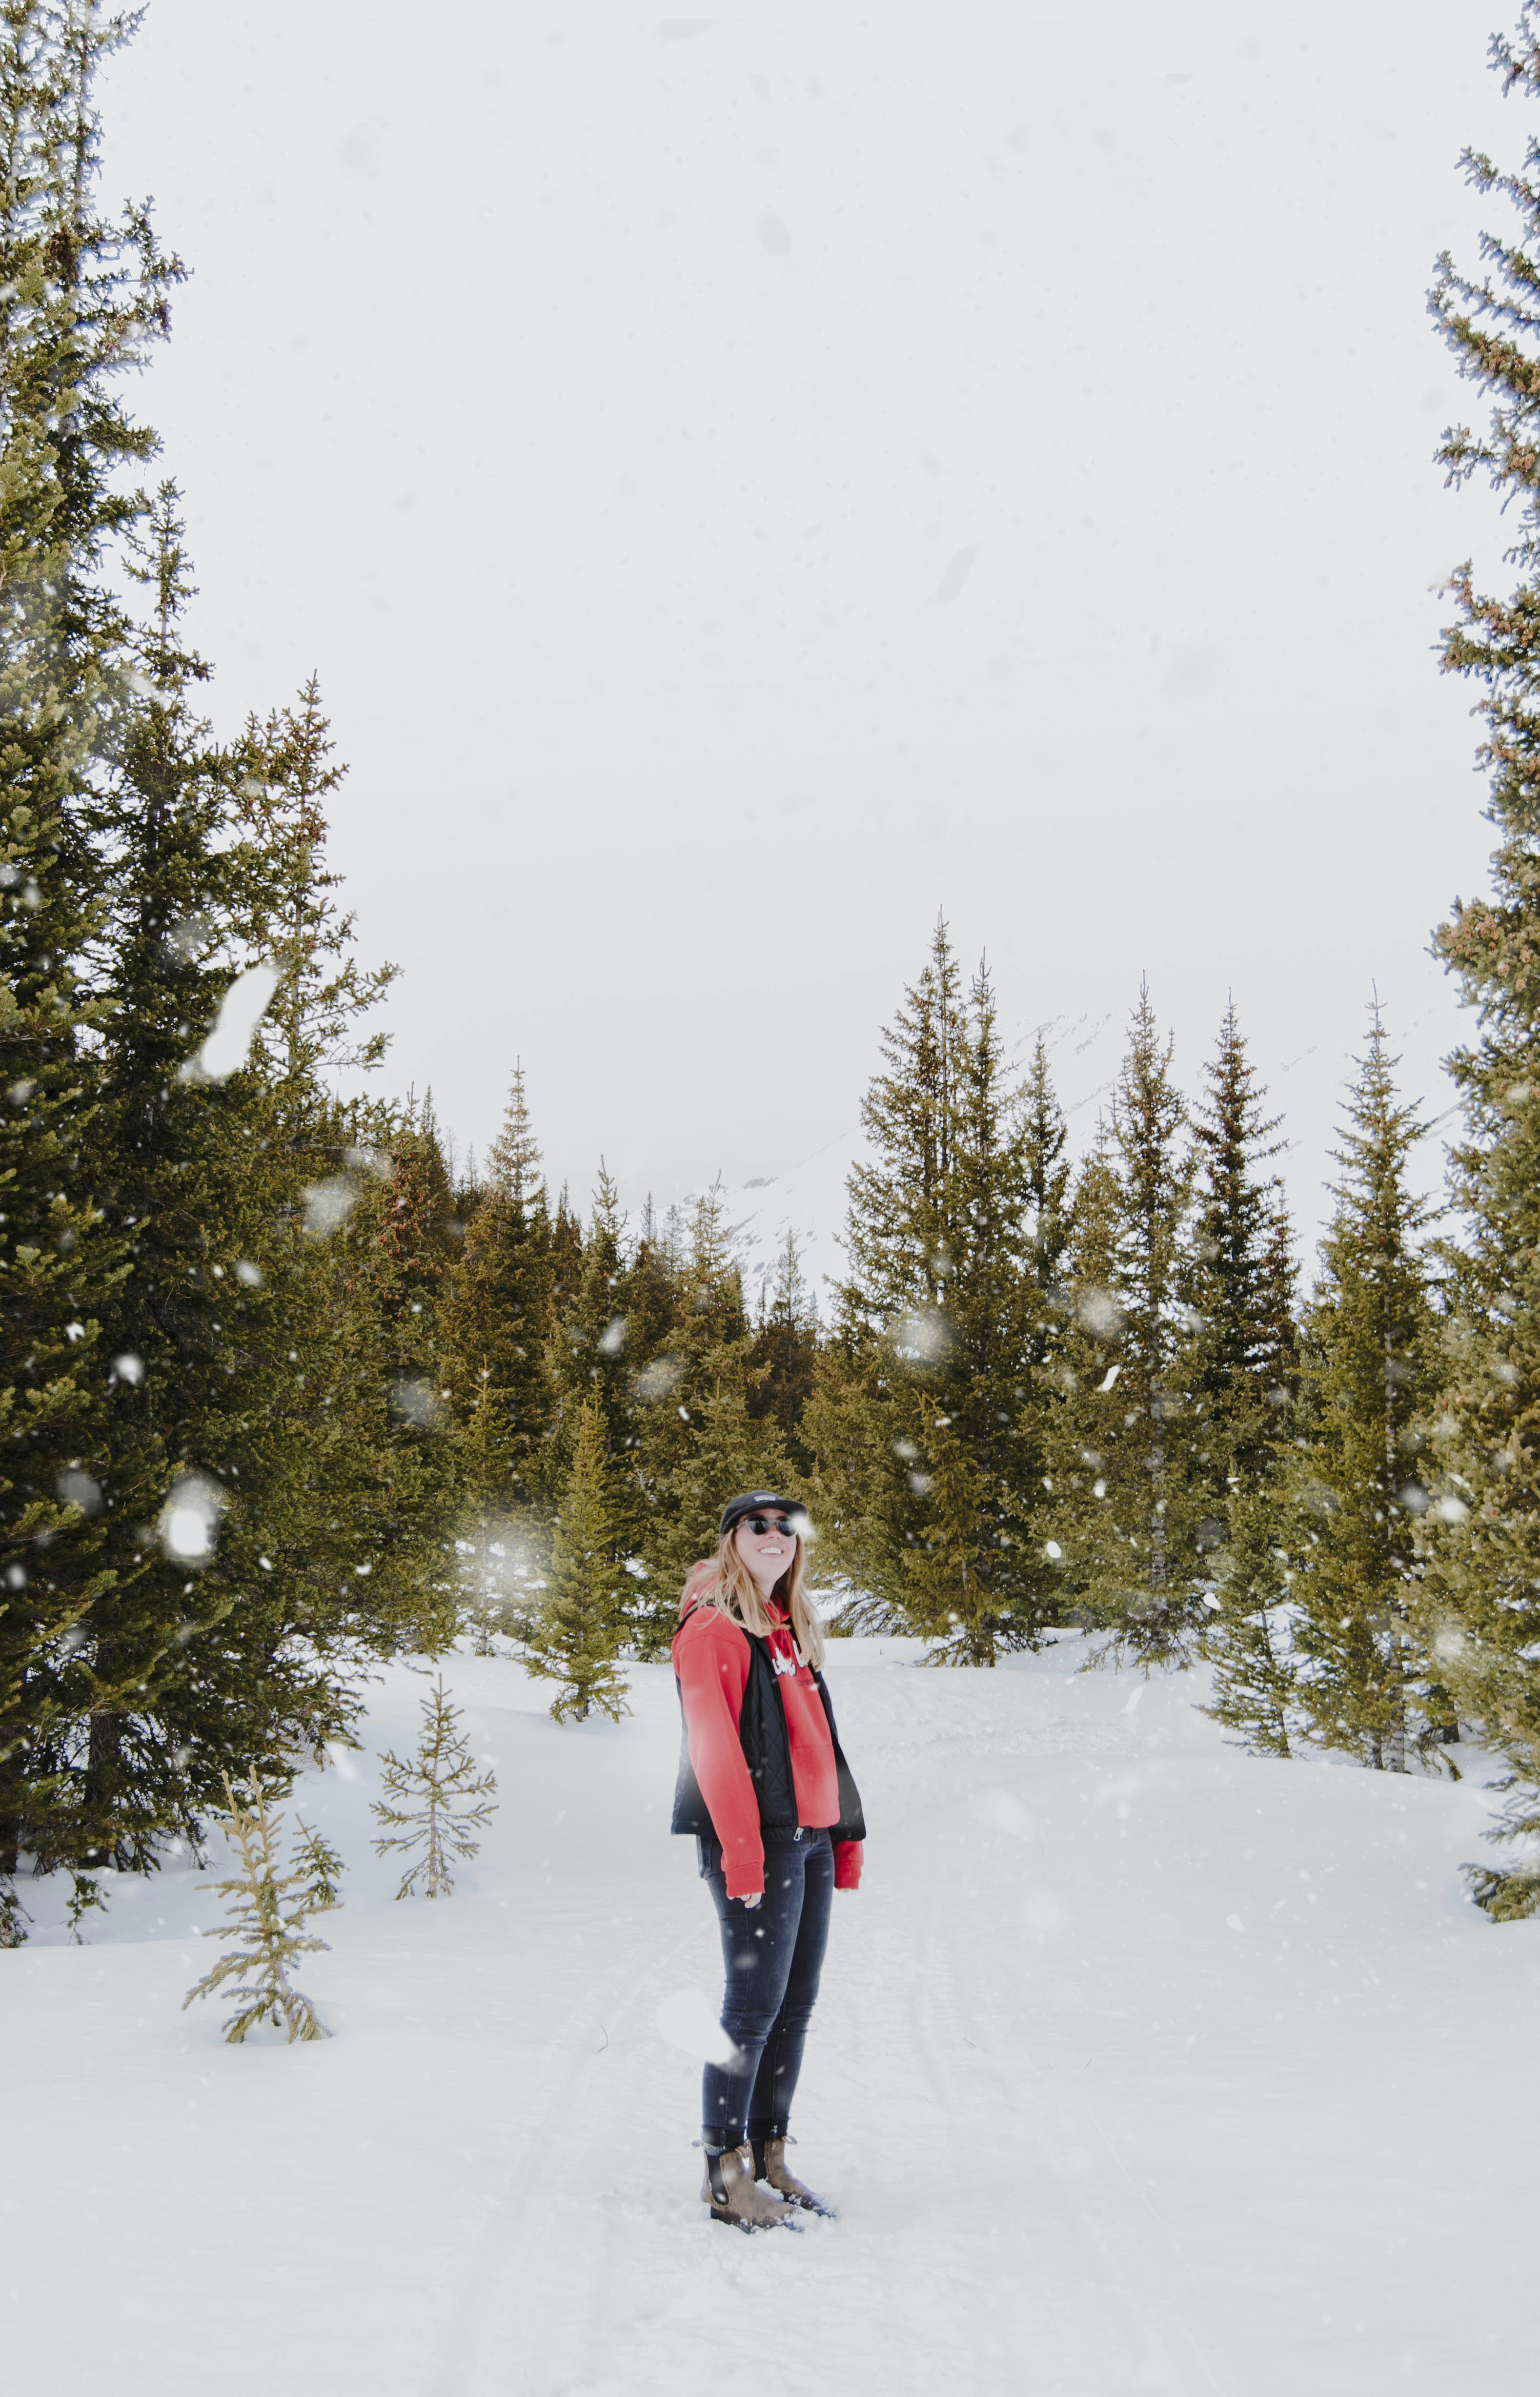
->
[7, 1639, 1537, 2397]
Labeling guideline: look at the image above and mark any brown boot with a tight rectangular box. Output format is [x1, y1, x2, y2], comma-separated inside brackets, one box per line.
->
[701, 2142, 802, 2233]
[752, 2134, 837, 2218]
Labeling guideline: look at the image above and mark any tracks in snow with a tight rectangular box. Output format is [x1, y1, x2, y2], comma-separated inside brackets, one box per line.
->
[431, 1801, 1234, 2397]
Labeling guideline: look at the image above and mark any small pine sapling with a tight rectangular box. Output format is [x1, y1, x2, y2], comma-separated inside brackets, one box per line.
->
[65, 1872, 108, 1944]
[0, 1881, 29, 1949]
[183, 1774, 334, 2042]
[371, 1678, 497, 1899]
[291, 1818, 345, 1911]
[467, 1593, 502, 1656]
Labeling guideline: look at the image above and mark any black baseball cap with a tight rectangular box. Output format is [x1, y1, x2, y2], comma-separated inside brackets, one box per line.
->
[719, 1491, 807, 1539]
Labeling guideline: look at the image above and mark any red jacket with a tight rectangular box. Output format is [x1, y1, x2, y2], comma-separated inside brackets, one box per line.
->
[674, 1582, 864, 1902]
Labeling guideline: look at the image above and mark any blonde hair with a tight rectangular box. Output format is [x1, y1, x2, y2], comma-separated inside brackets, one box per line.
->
[682, 1524, 825, 1672]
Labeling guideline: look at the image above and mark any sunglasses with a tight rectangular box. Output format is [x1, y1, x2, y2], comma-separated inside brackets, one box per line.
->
[742, 1514, 798, 1539]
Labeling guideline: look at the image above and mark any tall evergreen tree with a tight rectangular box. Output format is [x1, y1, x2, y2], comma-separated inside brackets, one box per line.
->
[1419, 13, 1540, 1897]
[806, 924, 1060, 1662]
[69, 503, 440, 1875]
[221, 694, 458, 1663]
[614, 1195, 679, 1391]
[1021, 1031, 1073, 1320]
[2, 6, 457, 1918]
[325, 1109, 462, 1656]
[546, 1165, 625, 1466]
[14, 494, 445, 1891]
[748, 1226, 819, 1475]
[524, 1396, 632, 1723]
[1186, 999, 1296, 1501]
[547, 1183, 584, 1340]
[70, 483, 284, 1874]
[631, 1180, 790, 1626]
[439, 1065, 556, 1517]
[1044, 984, 1201, 1660]
[0, 0, 180, 1909]
[1286, 1014, 1447, 1771]
[455, 1365, 533, 1648]
[1185, 1004, 1304, 1748]
[231, 676, 396, 1104]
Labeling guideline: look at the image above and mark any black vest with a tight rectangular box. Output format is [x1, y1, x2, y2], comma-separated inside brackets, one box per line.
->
[670, 1618, 867, 1846]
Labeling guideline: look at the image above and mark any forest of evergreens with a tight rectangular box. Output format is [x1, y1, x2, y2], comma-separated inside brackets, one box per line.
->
[7, 2, 1540, 1941]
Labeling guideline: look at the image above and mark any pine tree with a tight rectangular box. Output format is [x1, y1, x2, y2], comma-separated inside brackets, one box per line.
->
[523, 1396, 632, 1723]
[439, 1066, 555, 1516]
[230, 678, 396, 1104]
[225, 692, 457, 1662]
[3, 6, 458, 1915]
[290, 1815, 344, 1912]
[1044, 984, 1201, 1661]
[1186, 1000, 1296, 1499]
[1188, 1003, 1305, 1751]
[371, 1675, 497, 1899]
[621, 1198, 680, 1379]
[1200, 1488, 1300, 1758]
[1038, 1140, 1124, 1612]
[63, 495, 380, 1877]
[632, 1181, 791, 1623]
[24, 497, 443, 1886]
[806, 925, 1059, 1662]
[545, 1163, 636, 1516]
[588, 1192, 685, 1635]
[748, 1227, 820, 1475]
[1415, 12, 1540, 1906]
[12, 484, 315, 1886]
[336, 1110, 462, 1654]
[0, 0, 179, 1915]
[455, 1365, 535, 1648]
[547, 1182, 584, 1339]
[1021, 1031, 1073, 1316]
[182, 1772, 332, 2042]
[1286, 1014, 1447, 1771]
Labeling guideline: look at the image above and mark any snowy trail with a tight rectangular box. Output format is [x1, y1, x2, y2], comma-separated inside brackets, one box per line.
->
[7, 1641, 1540, 2396]
[444, 1686, 1198, 2397]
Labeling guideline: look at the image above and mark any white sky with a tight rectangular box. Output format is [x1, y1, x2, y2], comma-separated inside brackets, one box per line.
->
[101, 4, 1523, 1281]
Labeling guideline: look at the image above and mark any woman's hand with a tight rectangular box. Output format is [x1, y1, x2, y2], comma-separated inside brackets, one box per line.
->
[740, 1892, 762, 1909]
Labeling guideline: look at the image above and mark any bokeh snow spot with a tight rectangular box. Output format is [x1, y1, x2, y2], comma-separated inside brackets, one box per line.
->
[655, 1988, 737, 2067]
[159, 1474, 224, 1563]
[302, 1176, 362, 1239]
[392, 1377, 447, 1429]
[974, 1788, 1034, 1838]
[636, 1355, 684, 1403]
[55, 1468, 102, 1515]
[181, 963, 277, 1083]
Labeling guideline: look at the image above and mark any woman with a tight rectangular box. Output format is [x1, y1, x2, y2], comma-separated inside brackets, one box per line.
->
[670, 1489, 866, 2232]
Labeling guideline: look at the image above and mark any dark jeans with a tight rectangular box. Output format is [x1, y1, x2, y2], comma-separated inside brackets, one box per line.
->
[700, 1826, 833, 2152]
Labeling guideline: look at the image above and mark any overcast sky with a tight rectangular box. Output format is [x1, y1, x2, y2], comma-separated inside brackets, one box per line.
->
[100, 3, 1524, 1284]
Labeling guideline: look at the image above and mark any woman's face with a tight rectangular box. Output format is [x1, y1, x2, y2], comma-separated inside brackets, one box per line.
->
[733, 1509, 799, 1598]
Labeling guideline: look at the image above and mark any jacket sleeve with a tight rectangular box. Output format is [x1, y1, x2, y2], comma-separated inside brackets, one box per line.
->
[833, 1839, 863, 1890]
[675, 1610, 763, 1898]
